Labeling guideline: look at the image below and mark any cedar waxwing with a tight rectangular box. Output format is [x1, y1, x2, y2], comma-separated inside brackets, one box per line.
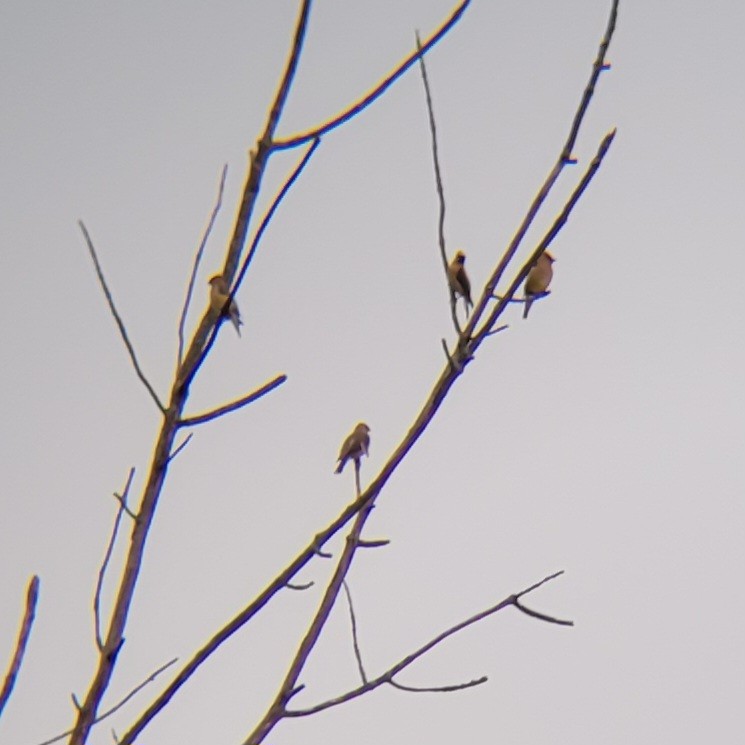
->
[334, 422, 371, 474]
[209, 275, 242, 336]
[447, 250, 473, 315]
[523, 251, 555, 319]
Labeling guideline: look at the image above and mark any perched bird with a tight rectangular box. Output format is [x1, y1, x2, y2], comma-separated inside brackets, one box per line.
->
[523, 251, 555, 319]
[334, 422, 371, 474]
[209, 275, 242, 336]
[447, 250, 473, 315]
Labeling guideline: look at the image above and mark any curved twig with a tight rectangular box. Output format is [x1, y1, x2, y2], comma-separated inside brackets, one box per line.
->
[273, 1, 471, 151]
[78, 221, 166, 413]
[178, 374, 287, 427]
[342, 581, 367, 684]
[389, 676, 487, 693]
[416, 31, 460, 336]
[0, 575, 40, 718]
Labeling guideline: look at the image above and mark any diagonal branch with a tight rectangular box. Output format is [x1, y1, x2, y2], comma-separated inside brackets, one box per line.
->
[416, 31, 461, 336]
[184, 138, 320, 389]
[273, 1, 471, 151]
[79, 221, 166, 413]
[0, 575, 40, 718]
[177, 163, 228, 368]
[284, 571, 568, 718]
[178, 374, 288, 427]
[463, 0, 619, 337]
[94, 469, 136, 651]
[473, 128, 616, 343]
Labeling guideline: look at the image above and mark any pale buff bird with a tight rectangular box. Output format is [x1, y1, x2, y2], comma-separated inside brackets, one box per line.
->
[447, 250, 473, 315]
[334, 423, 371, 474]
[523, 251, 555, 319]
[209, 275, 242, 336]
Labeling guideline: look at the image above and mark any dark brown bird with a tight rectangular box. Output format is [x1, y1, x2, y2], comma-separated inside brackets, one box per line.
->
[209, 275, 242, 335]
[523, 252, 555, 319]
[334, 422, 371, 474]
[447, 250, 473, 315]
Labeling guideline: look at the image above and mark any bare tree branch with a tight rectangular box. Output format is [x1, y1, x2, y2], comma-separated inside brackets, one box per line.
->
[342, 581, 367, 684]
[273, 1, 471, 151]
[78, 221, 166, 413]
[178, 374, 288, 427]
[177, 163, 228, 368]
[0, 575, 40, 718]
[94, 469, 136, 651]
[36, 658, 177, 745]
[463, 0, 619, 337]
[184, 138, 320, 390]
[473, 129, 616, 343]
[416, 30, 460, 336]
[284, 571, 567, 718]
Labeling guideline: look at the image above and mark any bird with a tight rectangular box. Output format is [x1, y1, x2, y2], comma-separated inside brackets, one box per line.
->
[447, 250, 473, 316]
[209, 275, 242, 336]
[523, 251, 555, 319]
[334, 422, 371, 474]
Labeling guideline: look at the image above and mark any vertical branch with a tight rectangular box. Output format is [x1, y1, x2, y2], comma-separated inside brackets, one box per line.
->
[93, 469, 135, 651]
[416, 31, 460, 336]
[0, 575, 40, 718]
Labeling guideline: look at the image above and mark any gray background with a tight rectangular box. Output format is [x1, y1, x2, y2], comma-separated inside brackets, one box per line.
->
[1, 1, 743, 743]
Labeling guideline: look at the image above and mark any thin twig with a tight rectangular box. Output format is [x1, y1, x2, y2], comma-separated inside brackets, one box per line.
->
[342, 581, 367, 684]
[0, 575, 40, 718]
[36, 659, 178, 745]
[389, 676, 487, 693]
[513, 599, 572, 627]
[167, 433, 193, 463]
[284, 571, 568, 717]
[78, 221, 166, 413]
[463, 0, 619, 338]
[178, 374, 287, 427]
[273, 1, 471, 151]
[416, 31, 460, 336]
[286, 582, 314, 591]
[177, 164, 228, 368]
[94, 469, 136, 651]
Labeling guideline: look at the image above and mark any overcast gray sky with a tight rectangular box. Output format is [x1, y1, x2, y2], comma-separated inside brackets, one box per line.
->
[2, 1, 744, 744]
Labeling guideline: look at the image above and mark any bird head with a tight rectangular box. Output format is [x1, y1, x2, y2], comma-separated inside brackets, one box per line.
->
[454, 250, 466, 264]
[355, 422, 371, 434]
[544, 251, 556, 263]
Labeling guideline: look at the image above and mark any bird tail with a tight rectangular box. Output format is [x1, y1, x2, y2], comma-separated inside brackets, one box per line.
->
[231, 317, 242, 336]
[522, 296, 533, 319]
[334, 459, 345, 474]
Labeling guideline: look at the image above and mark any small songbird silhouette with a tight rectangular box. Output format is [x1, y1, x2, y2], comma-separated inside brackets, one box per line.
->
[209, 275, 242, 336]
[334, 422, 371, 474]
[447, 250, 473, 316]
[523, 252, 555, 319]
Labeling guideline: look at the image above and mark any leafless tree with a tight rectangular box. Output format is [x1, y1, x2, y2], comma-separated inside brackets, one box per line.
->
[0, 1, 619, 743]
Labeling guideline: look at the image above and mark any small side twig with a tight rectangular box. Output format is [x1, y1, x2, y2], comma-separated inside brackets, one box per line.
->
[285, 570, 569, 718]
[35, 658, 178, 745]
[342, 580, 367, 684]
[0, 575, 40, 718]
[94, 469, 136, 651]
[78, 221, 165, 413]
[178, 374, 287, 427]
[177, 163, 228, 368]
[167, 433, 194, 463]
[286, 581, 314, 592]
